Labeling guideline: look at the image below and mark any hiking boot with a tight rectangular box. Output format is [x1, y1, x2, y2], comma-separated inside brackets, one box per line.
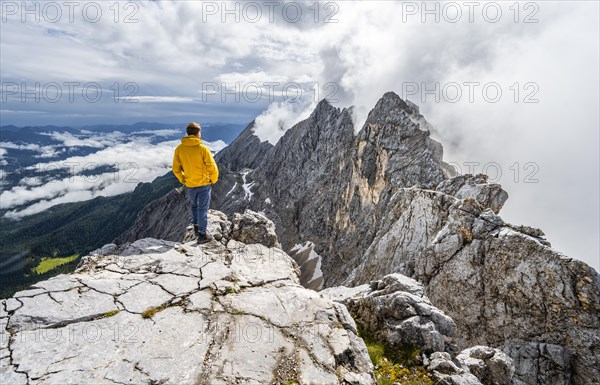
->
[193, 224, 199, 237]
[197, 232, 212, 245]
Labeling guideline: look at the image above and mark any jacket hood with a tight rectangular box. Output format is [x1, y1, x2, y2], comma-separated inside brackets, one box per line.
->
[181, 135, 203, 146]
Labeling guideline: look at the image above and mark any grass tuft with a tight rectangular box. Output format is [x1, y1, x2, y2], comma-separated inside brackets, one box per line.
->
[141, 305, 167, 319]
[356, 322, 432, 385]
[103, 310, 120, 318]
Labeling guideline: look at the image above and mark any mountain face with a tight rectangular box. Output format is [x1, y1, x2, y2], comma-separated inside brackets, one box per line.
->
[215, 93, 457, 286]
[114, 92, 599, 384]
[214, 120, 274, 172]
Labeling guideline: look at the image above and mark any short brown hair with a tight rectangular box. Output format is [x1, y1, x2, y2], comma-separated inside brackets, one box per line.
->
[186, 122, 201, 136]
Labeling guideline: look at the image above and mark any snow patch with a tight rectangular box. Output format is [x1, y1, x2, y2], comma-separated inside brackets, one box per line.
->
[241, 170, 255, 201]
[290, 241, 324, 285]
[226, 182, 237, 197]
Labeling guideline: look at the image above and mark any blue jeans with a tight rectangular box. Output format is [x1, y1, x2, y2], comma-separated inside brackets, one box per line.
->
[188, 185, 211, 234]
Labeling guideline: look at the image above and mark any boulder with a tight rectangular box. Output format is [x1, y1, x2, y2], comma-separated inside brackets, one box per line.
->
[231, 209, 281, 248]
[322, 273, 457, 355]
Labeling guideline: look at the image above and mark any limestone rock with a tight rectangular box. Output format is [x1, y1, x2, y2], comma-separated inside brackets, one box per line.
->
[503, 341, 572, 385]
[455, 346, 514, 385]
[427, 351, 483, 385]
[184, 209, 232, 244]
[322, 273, 457, 355]
[231, 209, 281, 248]
[414, 199, 600, 385]
[436, 174, 508, 214]
[343, 188, 455, 285]
[0, 234, 375, 384]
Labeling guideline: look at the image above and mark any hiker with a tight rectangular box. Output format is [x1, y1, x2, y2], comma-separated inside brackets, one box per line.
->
[172, 122, 219, 244]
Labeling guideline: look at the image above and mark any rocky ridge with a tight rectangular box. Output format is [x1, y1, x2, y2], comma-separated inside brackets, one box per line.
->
[1, 211, 374, 385]
[2, 209, 525, 385]
[114, 91, 600, 384]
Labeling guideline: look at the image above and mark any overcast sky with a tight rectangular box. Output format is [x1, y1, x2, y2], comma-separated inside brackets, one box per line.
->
[1, 1, 598, 270]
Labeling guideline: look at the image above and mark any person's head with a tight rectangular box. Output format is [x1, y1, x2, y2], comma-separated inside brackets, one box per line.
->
[186, 122, 201, 137]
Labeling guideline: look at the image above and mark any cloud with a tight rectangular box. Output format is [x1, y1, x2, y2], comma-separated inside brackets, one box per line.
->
[1, 142, 43, 151]
[1, 138, 225, 217]
[253, 100, 316, 144]
[33, 148, 62, 158]
[204, 140, 228, 153]
[3, 168, 170, 219]
[1, 142, 61, 159]
[42, 131, 126, 148]
[131, 129, 180, 136]
[132, 96, 197, 103]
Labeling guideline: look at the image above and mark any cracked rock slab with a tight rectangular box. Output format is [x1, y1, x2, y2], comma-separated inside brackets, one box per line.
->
[117, 281, 173, 314]
[1, 236, 375, 385]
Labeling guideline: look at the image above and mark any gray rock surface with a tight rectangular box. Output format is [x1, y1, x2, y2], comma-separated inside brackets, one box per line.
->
[455, 346, 514, 385]
[503, 340, 572, 385]
[323, 275, 515, 385]
[414, 199, 600, 385]
[436, 174, 508, 214]
[342, 188, 455, 284]
[230, 209, 281, 249]
[427, 351, 484, 385]
[0, 214, 375, 384]
[321, 273, 457, 355]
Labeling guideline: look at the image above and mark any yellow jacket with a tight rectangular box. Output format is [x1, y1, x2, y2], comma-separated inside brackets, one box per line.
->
[172, 136, 219, 187]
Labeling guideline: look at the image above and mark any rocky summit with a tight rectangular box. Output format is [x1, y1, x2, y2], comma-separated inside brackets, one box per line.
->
[1, 211, 374, 385]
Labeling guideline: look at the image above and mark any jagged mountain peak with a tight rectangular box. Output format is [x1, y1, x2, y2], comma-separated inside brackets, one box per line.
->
[373, 91, 416, 115]
[360, 91, 428, 139]
[312, 96, 337, 115]
[214, 120, 273, 172]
